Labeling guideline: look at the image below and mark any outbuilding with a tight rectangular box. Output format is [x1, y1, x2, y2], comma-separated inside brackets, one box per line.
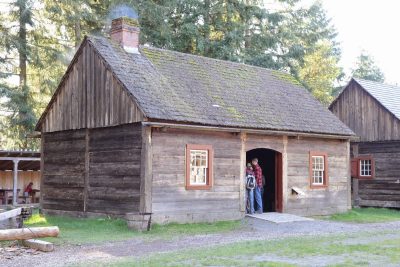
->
[330, 78, 400, 208]
[36, 16, 354, 227]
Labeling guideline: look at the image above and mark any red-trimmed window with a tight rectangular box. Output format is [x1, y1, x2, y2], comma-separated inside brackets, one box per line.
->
[352, 156, 374, 179]
[185, 144, 213, 190]
[309, 152, 329, 188]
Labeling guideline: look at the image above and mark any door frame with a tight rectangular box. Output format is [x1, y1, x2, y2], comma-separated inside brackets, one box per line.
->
[246, 148, 283, 213]
[275, 152, 283, 212]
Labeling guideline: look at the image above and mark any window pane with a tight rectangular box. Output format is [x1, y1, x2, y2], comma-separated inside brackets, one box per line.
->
[312, 156, 325, 185]
[360, 159, 372, 177]
[190, 150, 208, 185]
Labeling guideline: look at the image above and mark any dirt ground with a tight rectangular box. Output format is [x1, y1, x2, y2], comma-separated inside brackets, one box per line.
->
[2, 218, 400, 267]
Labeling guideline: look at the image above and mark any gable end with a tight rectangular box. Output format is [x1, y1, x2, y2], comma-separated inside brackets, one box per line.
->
[36, 38, 146, 133]
[330, 79, 400, 141]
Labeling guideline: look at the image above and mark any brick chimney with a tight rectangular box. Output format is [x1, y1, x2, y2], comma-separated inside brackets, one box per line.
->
[110, 17, 140, 54]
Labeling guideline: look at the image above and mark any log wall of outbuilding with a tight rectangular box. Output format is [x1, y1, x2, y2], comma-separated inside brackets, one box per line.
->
[41, 123, 142, 216]
[352, 141, 400, 208]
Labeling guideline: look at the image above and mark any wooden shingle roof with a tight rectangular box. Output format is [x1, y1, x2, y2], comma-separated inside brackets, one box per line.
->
[40, 35, 355, 137]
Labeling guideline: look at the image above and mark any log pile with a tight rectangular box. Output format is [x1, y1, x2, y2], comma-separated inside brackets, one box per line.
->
[0, 207, 59, 252]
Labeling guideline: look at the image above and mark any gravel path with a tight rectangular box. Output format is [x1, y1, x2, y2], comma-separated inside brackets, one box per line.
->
[3, 218, 400, 267]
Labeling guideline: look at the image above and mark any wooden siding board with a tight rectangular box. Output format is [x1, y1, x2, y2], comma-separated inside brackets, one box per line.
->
[42, 124, 142, 216]
[40, 42, 145, 133]
[330, 81, 400, 141]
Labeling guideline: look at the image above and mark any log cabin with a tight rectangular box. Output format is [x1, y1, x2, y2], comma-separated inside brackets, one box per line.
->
[330, 78, 400, 208]
[36, 16, 355, 228]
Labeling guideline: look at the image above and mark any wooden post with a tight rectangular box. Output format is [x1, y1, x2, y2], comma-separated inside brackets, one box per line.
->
[239, 132, 246, 212]
[84, 128, 90, 212]
[347, 141, 352, 209]
[12, 159, 19, 206]
[139, 126, 152, 213]
[282, 135, 288, 212]
[352, 178, 359, 207]
[40, 133, 44, 207]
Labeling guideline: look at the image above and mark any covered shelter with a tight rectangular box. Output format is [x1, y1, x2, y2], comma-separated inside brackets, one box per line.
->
[0, 150, 41, 205]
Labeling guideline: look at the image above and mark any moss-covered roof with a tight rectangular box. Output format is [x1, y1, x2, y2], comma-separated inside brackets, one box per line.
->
[88, 36, 354, 136]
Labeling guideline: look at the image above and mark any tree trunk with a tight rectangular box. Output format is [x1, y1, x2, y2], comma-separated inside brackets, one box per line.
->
[203, 0, 211, 55]
[17, 0, 29, 149]
[18, 0, 27, 88]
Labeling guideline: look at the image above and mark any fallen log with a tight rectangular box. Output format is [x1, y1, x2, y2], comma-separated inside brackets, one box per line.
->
[0, 226, 59, 241]
[22, 239, 54, 252]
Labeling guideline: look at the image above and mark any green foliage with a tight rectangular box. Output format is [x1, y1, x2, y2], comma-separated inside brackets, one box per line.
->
[327, 207, 400, 223]
[298, 40, 341, 105]
[0, 0, 39, 149]
[0, 0, 343, 148]
[352, 51, 385, 82]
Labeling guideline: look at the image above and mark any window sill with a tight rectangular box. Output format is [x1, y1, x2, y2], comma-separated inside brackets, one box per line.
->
[185, 185, 212, 190]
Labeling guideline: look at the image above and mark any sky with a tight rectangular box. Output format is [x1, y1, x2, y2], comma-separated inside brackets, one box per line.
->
[317, 0, 400, 85]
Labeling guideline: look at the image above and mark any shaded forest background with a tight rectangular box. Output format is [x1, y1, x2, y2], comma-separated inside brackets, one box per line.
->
[0, 0, 385, 149]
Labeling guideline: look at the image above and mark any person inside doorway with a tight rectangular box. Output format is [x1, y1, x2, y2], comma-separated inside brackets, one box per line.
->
[252, 158, 263, 213]
[245, 163, 256, 214]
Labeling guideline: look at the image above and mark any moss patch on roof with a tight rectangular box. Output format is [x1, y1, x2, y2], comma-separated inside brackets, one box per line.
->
[271, 70, 302, 86]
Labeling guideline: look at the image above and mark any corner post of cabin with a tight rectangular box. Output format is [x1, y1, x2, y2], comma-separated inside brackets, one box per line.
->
[12, 159, 19, 206]
[40, 133, 44, 208]
[282, 135, 288, 211]
[239, 132, 247, 212]
[346, 140, 352, 209]
[139, 125, 153, 214]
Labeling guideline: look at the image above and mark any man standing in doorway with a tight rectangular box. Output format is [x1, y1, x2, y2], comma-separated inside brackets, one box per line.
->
[252, 158, 263, 213]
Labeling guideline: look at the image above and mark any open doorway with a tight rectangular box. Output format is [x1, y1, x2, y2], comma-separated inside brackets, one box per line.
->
[246, 148, 282, 212]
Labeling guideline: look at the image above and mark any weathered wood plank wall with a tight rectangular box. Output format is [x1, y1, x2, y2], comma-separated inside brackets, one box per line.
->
[42, 130, 86, 212]
[352, 141, 400, 208]
[355, 141, 400, 180]
[355, 179, 400, 208]
[151, 128, 243, 224]
[151, 129, 350, 223]
[330, 80, 400, 142]
[87, 124, 142, 214]
[41, 123, 142, 215]
[285, 137, 349, 215]
[41, 42, 144, 133]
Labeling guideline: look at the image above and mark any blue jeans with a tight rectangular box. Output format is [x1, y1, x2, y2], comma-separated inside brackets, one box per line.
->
[247, 189, 255, 214]
[255, 186, 263, 213]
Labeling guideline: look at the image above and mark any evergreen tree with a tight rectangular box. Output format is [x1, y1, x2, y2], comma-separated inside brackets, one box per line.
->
[0, 0, 38, 149]
[352, 51, 385, 82]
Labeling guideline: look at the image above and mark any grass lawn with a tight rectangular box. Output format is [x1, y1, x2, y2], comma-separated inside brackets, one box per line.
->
[87, 231, 400, 267]
[327, 207, 400, 223]
[3, 212, 241, 245]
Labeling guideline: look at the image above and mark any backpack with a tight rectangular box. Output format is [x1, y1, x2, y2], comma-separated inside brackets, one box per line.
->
[246, 174, 256, 190]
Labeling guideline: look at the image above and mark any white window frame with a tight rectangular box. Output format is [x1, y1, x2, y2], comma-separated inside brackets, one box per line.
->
[312, 156, 325, 185]
[189, 149, 208, 185]
[359, 159, 372, 177]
